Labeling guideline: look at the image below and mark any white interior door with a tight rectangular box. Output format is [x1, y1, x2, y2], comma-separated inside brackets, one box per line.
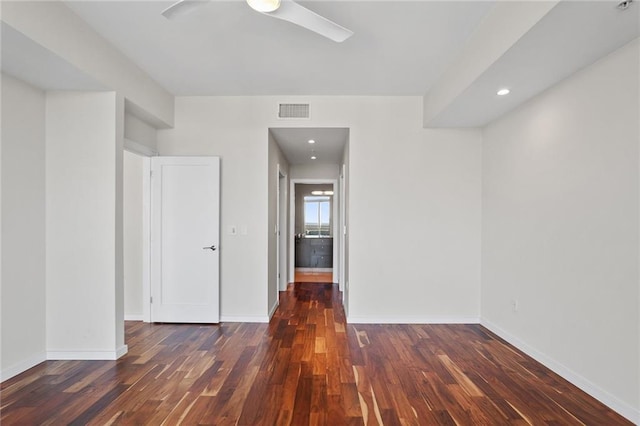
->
[151, 156, 220, 323]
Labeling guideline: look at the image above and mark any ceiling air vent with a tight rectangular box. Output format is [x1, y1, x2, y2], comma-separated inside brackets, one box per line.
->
[278, 103, 310, 119]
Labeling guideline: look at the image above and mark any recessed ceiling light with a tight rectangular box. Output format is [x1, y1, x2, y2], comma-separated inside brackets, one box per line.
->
[497, 88, 510, 96]
[311, 155, 317, 160]
[308, 139, 315, 144]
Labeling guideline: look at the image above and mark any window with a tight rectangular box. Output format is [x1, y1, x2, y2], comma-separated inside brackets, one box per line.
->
[304, 196, 331, 236]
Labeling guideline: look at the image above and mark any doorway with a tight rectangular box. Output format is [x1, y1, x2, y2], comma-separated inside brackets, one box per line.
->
[268, 127, 349, 310]
[122, 145, 153, 324]
[290, 180, 339, 285]
[123, 150, 144, 321]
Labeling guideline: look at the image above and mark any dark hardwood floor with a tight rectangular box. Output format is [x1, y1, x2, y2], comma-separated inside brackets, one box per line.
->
[1, 283, 632, 425]
[294, 270, 333, 283]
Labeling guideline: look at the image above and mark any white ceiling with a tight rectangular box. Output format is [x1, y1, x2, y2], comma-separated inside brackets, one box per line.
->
[63, 0, 495, 96]
[270, 127, 348, 165]
[430, 0, 640, 127]
[2, 0, 638, 164]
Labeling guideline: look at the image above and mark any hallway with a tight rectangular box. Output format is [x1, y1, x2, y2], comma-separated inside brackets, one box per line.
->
[1, 283, 631, 425]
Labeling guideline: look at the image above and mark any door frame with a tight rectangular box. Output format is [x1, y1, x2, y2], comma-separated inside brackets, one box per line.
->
[289, 178, 340, 287]
[141, 157, 151, 322]
[123, 141, 154, 323]
[339, 165, 346, 295]
[276, 165, 288, 296]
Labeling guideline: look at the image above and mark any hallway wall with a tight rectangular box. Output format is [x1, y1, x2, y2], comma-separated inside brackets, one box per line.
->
[268, 132, 290, 318]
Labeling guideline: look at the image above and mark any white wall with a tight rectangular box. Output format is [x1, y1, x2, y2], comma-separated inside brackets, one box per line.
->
[114, 94, 125, 350]
[157, 98, 269, 321]
[157, 96, 482, 323]
[123, 150, 144, 320]
[481, 39, 639, 421]
[125, 113, 158, 154]
[46, 91, 126, 359]
[290, 163, 340, 180]
[268, 132, 289, 317]
[0, 74, 47, 380]
[348, 110, 481, 323]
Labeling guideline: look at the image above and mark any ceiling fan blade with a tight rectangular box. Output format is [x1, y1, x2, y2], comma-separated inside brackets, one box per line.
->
[264, 0, 354, 43]
[162, 0, 210, 20]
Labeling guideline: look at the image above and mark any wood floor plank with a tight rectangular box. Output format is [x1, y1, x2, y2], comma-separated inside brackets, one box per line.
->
[0, 283, 633, 425]
[68, 384, 129, 426]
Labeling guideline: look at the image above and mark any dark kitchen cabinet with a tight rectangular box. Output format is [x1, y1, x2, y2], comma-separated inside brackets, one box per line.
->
[295, 237, 333, 268]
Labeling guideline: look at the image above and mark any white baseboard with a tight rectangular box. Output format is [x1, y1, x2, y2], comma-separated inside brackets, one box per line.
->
[268, 301, 279, 320]
[347, 316, 480, 324]
[220, 315, 270, 323]
[0, 352, 47, 382]
[481, 318, 639, 424]
[116, 344, 128, 359]
[47, 344, 128, 361]
[124, 314, 144, 321]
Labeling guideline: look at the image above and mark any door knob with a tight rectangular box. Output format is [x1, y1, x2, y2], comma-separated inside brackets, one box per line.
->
[203, 245, 217, 251]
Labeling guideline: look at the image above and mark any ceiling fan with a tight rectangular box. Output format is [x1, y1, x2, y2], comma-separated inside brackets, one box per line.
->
[162, 0, 354, 43]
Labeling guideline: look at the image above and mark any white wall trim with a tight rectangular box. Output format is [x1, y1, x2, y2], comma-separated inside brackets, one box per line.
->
[347, 316, 480, 324]
[47, 345, 128, 361]
[220, 315, 270, 323]
[269, 301, 279, 320]
[339, 165, 346, 297]
[481, 318, 639, 424]
[124, 314, 144, 321]
[0, 352, 47, 382]
[295, 267, 332, 273]
[142, 157, 151, 323]
[116, 345, 129, 359]
[275, 164, 283, 297]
